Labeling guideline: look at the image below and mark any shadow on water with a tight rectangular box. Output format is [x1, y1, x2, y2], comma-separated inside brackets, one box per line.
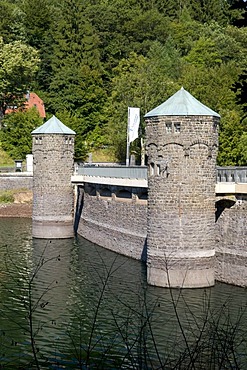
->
[1, 218, 247, 368]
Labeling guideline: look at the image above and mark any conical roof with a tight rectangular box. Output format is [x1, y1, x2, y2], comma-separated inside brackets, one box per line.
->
[144, 87, 220, 118]
[31, 115, 76, 135]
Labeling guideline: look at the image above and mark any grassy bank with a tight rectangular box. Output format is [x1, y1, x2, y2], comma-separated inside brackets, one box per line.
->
[0, 146, 14, 167]
[0, 189, 32, 204]
[90, 148, 116, 163]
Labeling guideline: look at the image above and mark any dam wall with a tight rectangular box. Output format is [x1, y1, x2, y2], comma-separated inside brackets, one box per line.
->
[76, 182, 148, 261]
[0, 173, 33, 191]
[216, 195, 247, 287]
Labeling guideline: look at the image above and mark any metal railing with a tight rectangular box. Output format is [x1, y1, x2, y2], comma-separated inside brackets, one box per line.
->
[76, 164, 247, 183]
[77, 165, 148, 179]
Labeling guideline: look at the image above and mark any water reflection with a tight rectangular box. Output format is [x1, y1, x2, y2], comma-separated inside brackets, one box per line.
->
[1, 218, 247, 368]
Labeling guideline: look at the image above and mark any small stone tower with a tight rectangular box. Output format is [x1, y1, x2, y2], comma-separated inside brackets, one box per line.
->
[31, 116, 76, 239]
[145, 88, 220, 288]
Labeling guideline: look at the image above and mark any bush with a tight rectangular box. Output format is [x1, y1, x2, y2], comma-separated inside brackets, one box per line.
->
[0, 190, 14, 203]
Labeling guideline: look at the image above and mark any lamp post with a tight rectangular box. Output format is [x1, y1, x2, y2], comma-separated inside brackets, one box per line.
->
[14, 159, 23, 172]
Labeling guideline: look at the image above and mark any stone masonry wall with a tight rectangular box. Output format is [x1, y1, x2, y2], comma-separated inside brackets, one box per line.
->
[77, 183, 147, 261]
[32, 134, 75, 238]
[76, 181, 247, 287]
[33, 134, 74, 220]
[216, 196, 247, 287]
[0, 173, 33, 191]
[145, 115, 219, 287]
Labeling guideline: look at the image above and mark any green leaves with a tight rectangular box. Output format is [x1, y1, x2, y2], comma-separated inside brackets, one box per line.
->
[217, 109, 247, 166]
[0, 1, 26, 43]
[105, 45, 181, 161]
[0, 108, 43, 159]
[239, 132, 247, 164]
[0, 0, 247, 166]
[0, 37, 40, 116]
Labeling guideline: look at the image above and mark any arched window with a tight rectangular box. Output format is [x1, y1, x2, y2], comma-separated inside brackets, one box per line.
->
[100, 187, 111, 198]
[116, 189, 132, 199]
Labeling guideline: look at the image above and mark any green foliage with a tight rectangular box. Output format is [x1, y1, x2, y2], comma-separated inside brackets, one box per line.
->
[19, 0, 56, 90]
[0, 146, 14, 166]
[0, 37, 40, 116]
[55, 110, 88, 160]
[0, 0, 247, 165]
[0, 108, 43, 159]
[124, 8, 171, 56]
[170, 14, 204, 56]
[188, 0, 231, 25]
[179, 62, 241, 112]
[45, 0, 106, 156]
[217, 109, 247, 166]
[0, 1, 26, 43]
[0, 190, 14, 203]
[105, 44, 181, 161]
[20, 0, 54, 49]
[51, 0, 101, 71]
[239, 131, 247, 165]
[184, 37, 222, 68]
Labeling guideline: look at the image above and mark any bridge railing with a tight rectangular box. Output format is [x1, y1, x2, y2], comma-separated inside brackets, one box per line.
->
[76, 164, 247, 183]
[216, 166, 247, 183]
[77, 165, 148, 179]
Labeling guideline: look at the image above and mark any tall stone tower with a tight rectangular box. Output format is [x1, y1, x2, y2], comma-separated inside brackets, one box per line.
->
[31, 115, 76, 239]
[145, 88, 220, 288]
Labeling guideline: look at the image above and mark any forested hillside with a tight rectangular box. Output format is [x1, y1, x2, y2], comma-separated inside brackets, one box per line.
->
[0, 0, 247, 164]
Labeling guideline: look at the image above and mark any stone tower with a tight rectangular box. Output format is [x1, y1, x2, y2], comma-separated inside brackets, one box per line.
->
[31, 115, 76, 239]
[145, 88, 220, 288]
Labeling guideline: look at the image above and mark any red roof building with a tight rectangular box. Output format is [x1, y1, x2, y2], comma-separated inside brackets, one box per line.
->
[25, 92, 46, 118]
[5, 92, 46, 118]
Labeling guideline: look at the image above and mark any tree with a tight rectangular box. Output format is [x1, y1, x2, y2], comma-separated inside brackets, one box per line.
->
[188, 0, 231, 25]
[123, 8, 171, 56]
[170, 11, 204, 56]
[0, 108, 43, 159]
[51, 0, 101, 72]
[80, 0, 134, 72]
[228, 0, 247, 27]
[184, 37, 222, 68]
[47, 0, 106, 158]
[217, 108, 247, 165]
[0, 1, 26, 43]
[239, 131, 247, 165]
[105, 44, 181, 161]
[55, 110, 89, 160]
[177, 17, 247, 166]
[20, 0, 56, 90]
[0, 37, 40, 119]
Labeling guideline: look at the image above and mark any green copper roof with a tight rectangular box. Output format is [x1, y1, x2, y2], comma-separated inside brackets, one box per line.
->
[31, 115, 76, 135]
[144, 87, 220, 118]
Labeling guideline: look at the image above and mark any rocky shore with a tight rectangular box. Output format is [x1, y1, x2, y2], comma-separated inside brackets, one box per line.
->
[0, 203, 32, 218]
[0, 191, 32, 218]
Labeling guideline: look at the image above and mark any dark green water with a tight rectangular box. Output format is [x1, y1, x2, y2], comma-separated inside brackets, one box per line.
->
[1, 218, 247, 369]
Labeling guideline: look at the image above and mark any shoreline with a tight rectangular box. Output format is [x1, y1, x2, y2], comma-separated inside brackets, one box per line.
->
[0, 203, 32, 218]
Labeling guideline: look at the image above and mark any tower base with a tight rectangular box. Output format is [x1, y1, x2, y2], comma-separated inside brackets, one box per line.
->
[32, 220, 74, 239]
[147, 266, 215, 288]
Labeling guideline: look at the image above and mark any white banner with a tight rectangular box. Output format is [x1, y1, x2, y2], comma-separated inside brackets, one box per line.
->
[128, 107, 140, 143]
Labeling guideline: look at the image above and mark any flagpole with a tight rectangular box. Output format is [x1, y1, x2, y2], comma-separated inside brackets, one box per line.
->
[126, 107, 130, 166]
[141, 137, 145, 166]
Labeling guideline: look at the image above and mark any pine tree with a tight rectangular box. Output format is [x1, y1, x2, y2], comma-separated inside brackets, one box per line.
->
[47, 0, 106, 157]
[20, 0, 57, 90]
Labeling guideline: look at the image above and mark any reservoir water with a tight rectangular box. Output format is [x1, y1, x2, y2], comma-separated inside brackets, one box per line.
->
[1, 218, 247, 369]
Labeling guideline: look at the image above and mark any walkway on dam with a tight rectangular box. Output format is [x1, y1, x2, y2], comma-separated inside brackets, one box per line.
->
[1, 165, 247, 195]
[71, 165, 247, 195]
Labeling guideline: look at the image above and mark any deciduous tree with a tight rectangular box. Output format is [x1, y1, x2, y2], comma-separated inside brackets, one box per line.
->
[0, 37, 40, 119]
[0, 108, 43, 159]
